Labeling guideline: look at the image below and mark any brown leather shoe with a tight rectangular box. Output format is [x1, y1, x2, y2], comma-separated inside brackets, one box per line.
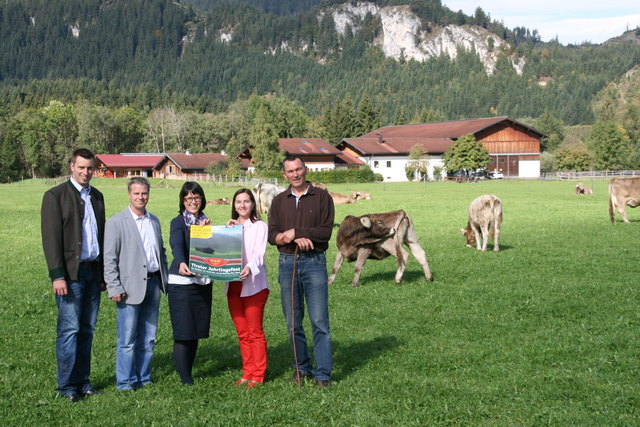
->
[60, 393, 81, 402]
[315, 379, 332, 388]
[80, 386, 101, 396]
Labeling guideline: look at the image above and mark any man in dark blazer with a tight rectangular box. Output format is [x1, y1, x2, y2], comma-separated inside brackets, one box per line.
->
[41, 148, 105, 402]
[104, 177, 168, 390]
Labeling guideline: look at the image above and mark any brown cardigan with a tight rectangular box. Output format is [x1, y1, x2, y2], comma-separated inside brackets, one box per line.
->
[41, 180, 105, 281]
[267, 183, 334, 254]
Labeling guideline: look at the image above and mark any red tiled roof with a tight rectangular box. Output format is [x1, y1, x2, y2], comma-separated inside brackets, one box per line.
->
[340, 137, 453, 155]
[96, 154, 164, 168]
[166, 153, 227, 170]
[335, 151, 365, 166]
[278, 138, 341, 155]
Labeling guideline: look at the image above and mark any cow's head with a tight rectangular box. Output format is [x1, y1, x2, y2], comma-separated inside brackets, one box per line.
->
[352, 191, 371, 200]
[361, 216, 396, 238]
[459, 226, 475, 248]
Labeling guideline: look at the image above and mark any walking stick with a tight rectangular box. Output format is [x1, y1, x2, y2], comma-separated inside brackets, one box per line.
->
[290, 246, 301, 390]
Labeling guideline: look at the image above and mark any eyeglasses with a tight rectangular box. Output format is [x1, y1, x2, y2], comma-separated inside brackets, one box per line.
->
[184, 197, 202, 204]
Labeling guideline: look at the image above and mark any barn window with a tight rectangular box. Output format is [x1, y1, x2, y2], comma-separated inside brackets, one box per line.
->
[374, 161, 379, 168]
[387, 161, 391, 168]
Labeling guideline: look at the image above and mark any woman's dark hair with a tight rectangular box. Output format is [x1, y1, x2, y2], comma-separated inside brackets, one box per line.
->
[231, 188, 259, 223]
[178, 181, 207, 214]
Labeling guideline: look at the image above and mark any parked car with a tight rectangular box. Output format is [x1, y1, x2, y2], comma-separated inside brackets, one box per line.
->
[447, 169, 483, 182]
[487, 171, 504, 179]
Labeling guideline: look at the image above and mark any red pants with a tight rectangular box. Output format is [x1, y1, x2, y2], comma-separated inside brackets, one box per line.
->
[227, 282, 269, 382]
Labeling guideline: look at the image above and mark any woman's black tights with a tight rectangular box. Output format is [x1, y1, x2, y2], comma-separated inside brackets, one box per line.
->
[174, 339, 198, 385]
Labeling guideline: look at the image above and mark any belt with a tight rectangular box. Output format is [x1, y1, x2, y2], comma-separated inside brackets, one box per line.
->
[147, 271, 161, 279]
[79, 260, 99, 266]
[280, 251, 325, 258]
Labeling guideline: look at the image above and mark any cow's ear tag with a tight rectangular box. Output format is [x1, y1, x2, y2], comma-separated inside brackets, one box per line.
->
[360, 217, 371, 228]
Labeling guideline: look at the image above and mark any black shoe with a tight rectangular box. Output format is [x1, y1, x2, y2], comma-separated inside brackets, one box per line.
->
[80, 386, 101, 396]
[288, 371, 313, 383]
[60, 393, 81, 402]
[315, 379, 332, 388]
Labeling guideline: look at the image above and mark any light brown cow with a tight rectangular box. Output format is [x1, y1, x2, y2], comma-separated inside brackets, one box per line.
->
[609, 177, 640, 223]
[459, 194, 502, 252]
[352, 191, 371, 200]
[328, 210, 433, 287]
[574, 182, 593, 195]
[312, 182, 328, 190]
[207, 197, 230, 205]
[330, 191, 356, 204]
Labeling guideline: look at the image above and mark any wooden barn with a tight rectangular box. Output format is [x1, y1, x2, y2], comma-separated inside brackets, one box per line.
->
[156, 152, 228, 179]
[95, 154, 164, 178]
[336, 117, 545, 181]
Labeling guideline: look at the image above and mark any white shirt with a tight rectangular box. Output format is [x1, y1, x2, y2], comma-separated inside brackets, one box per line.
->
[128, 207, 160, 273]
[70, 177, 99, 261]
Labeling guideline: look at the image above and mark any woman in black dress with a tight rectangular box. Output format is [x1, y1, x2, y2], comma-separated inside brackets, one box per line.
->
[167, 182, 212, 385]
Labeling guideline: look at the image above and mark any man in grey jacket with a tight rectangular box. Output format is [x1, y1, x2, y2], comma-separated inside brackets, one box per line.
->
[104, 177, 168, 390]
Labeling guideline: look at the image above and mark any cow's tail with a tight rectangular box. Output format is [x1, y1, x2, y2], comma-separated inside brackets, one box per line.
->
[608, 181, 616, 223]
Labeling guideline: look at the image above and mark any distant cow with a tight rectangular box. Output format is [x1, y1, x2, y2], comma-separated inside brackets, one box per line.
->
[328, 210, 433, 287]
[459, 194, 502, 252]
[330, 192, 356, 204]
[574, 182, 593, 195]
[208, 197, 230, 205]
[609, 177, 640, 223]
[253, 183, 286, 215]
[352, 191, 371, 200]
[312, 182, 328, 190]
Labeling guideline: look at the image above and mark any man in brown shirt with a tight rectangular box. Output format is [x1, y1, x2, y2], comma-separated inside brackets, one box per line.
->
[268, 155, 334, 387]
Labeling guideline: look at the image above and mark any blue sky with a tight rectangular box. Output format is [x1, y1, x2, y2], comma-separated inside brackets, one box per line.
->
[443, 1, 640, 45]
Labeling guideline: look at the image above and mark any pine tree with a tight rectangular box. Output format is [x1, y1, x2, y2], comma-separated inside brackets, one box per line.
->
[588, 120, 628, 170]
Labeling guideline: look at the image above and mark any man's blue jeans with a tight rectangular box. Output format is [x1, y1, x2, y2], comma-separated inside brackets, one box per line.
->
[278, 252, 332, 381]
[55, 263, 101, 395]
[115, 276, 161, 390]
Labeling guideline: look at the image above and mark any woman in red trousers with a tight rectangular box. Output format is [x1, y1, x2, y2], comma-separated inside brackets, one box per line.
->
[226, 188, 269, 388]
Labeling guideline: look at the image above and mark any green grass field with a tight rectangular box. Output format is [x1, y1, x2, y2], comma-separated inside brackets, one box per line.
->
[1, 178, 639, 425]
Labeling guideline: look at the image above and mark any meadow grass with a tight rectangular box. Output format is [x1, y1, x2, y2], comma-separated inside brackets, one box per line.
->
[0, 178, 639, 426]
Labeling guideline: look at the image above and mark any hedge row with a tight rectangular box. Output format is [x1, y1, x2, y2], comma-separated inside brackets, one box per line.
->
[258, 166, 381, 184]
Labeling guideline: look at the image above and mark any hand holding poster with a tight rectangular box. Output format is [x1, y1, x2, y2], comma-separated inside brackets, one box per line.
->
[189, 224, 243, 282]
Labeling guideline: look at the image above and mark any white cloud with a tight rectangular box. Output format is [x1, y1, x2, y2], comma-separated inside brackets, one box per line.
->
[442, 1, 640, 44]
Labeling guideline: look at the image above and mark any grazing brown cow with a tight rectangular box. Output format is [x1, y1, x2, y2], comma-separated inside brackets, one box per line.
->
[352, 191, 371, 200]
[328, 210, 433, 287]
[574, 182, 593, 195]
[330, 191, 356, 204]
[609, 177, 640, 223]
[253, 183, 286, 215]
[207, 197, 230, 205]
[459, 194, 502, 252]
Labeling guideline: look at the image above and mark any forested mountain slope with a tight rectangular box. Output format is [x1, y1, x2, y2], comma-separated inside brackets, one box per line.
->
[1, 0, 640, 125]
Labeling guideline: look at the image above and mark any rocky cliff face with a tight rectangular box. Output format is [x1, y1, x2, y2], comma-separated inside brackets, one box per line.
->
[330, 2, 523, 75]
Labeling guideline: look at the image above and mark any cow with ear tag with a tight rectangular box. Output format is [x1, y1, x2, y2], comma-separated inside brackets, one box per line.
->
[329, 210, 432, 287]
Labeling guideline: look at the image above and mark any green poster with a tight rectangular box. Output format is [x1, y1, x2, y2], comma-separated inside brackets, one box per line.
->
[189, 224, 243, 282]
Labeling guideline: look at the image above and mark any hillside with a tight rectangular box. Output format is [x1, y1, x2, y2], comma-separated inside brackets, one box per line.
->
[0, 0, 640, 125]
